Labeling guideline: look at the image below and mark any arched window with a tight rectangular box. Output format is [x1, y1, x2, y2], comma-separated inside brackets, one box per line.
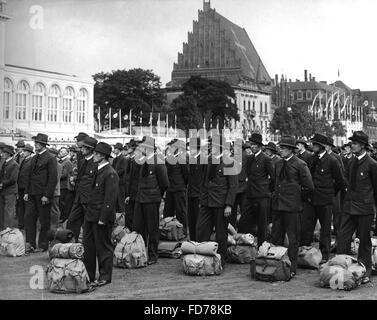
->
[32, 83, 45, 121]
[3, 78, 13, 120]
[306, 90, 312, 100]
[297, 91, 303, 100]
[15, 81, 29, 120]
[62, 87, 74, 123]
[48, 85, 60, 122]
[77, 89, 88, 124]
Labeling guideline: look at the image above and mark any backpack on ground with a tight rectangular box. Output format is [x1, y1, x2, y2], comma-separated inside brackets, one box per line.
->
[297, 246, 322, 269]
[227, 245, 256, 264]
[0, 228, 25, 257]
[159, 217, 185, 241]
[158, 241, 182, 259]
[111, 226, 131, 247]
[46, 258, 90, 294]
[113, 232, 148, 268]
[182, 253, 222, 276]
[49, 243, 85, 260]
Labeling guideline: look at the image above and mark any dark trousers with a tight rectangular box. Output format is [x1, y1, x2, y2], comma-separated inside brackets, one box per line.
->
[116, 184, 126, 213]
[271, 211, 300, 273]
[332, 192, 342, 235]
[0, 193, 17, 231]
[83, 220, 113, 283]
[59, 189, 75, 221]
[187, 197, 200, 241]
[16, 188, 26, 229]
[24, 195, 52, 250]
[301, 204, 332, 260]
[163, 190, 188, 234]
[125, 200, 135, 230]
[66, 202, 86, 242]
[239, 197, 269, 247]
[196, 206, 228, 261]
[133, 202, 160, 261]
[337, 213, 373, 277]
[229, 192, 246, 230]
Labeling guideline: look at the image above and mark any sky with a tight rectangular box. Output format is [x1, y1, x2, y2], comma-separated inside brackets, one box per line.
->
[4, 0, 377, 90]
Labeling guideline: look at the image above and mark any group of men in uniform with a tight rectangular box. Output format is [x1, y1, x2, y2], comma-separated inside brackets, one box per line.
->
[1, 128, 377, 286]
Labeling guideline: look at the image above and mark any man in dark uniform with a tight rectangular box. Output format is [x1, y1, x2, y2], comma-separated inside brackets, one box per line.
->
[133, 136, 169, 265]
[187, 137, 202, 241]
[271, 136, 314, 277]
[74, 132, 89, 164]
[16, 144, 34, 230]
[163, 139, 189, 235]
[296, 138, 312, 165]
[84, 142, 119, 287]
[337, 131, 377, 284]
[239, 133, 274, 246]
[14, 140, 25, 165]
[67, 136, 98, 242]
[196, 135, 238, 265]
[301, 134, 346, 262]
[0, 145, 19, 230]
[24, 133, 58, 253]
[265, 142, 280, 166]
[58, 147, 74, 224]
[112, 143, 127, 215]
[341, 142, 354, 168]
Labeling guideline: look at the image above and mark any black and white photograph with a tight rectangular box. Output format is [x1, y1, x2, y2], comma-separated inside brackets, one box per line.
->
[0, 0, 377, 307]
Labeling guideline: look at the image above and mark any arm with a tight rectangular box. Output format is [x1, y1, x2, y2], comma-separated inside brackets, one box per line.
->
[299, 162, 314, 196]
[45, 156, 58, 199]
[156, 164, 169, 195]
[181, 163, 189, 186]
[225, 169, 238, 207]
[370, 161, 377, 208]
[331, 158, 346, 194]
[265, 155, 275, 193]
[100, 172, 119, 224]
[2, 162, 19, 188]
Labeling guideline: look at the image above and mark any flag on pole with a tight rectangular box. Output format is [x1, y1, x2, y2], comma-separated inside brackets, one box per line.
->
[113, 112, 118, 119]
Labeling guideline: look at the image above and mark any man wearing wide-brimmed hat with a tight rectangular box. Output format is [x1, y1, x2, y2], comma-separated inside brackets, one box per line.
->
[337, 131, 377, 284]
[271, 136, 314, 278]
[341, 142, 353, 167]
[112, 142, 128, 217]
[264, 141, 280, 166]
[0, 145, 19, 230]
[24, 133, 58, 253]
[66, 136, 98, 241]
[74, 132, 89, 164]
[296, 138, 312, 165]
[16, 144, 34, 230]
[14, 140, 26, 165]
[300, 133, 346, 263]
[84, 142, 119, 287]
[239, 133, 274, 247]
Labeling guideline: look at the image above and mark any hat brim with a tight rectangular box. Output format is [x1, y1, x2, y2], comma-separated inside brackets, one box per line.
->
[310, 140, 327, 148]
[296, 141, 308, 147]
[348, 137, 371, 147]
[249, 138, 263, 145]
[32, 138, 50, 146]
[279, 143, 298, 149]
[264, 146, 277, 152]
[23, 148, 34, 153]
[96, 151, 113, 158]
[81, 143, 96, 149]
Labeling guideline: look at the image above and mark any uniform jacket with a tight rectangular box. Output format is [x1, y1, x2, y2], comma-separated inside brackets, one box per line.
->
[0, 158, 19, 196]
[112, 154, 128, 186]
[188, 163, 202, 198]
[17, 156, 32, 190]
[329, 151, 345, 172]
[126, 158, 140, 201]
[14, 152, 25, 165]
[200, 159, 238, 208]
[272, 155, 314, 212]
[74, 156, 97, 204]
[309, 152, 346, 206]
[235, 151, 248, 194]
[166, 162, 189, 192]
[342, 154, 354, 170]
[136, 160, 169, 204]
[297, 150, 312, 165]
[271, 154, 281, 167]
[59, 157, 73, 190]
[27, 150, 58, 199]
[246, 151, 275, 199]
[343, 153, 377, 216]
[86, 163, 119, 224]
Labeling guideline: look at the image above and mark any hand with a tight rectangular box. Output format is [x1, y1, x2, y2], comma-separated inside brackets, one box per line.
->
[98, 220, 105, 225]
[224, 205, 232, 218]
[23, 194, 29, 201]
[0, 184, 3, 190]
[41, 196, 50, 205]
[125, 196, 130, 205]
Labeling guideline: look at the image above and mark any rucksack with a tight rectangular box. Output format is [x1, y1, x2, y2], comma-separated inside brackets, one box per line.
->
[158, 241, 182, 259]
[49, 243, 85, 260]
[297, 246, 322, 269]
[159, 217, 185, 241]
[111, 226, 131, 247]
[227, 245, 256, 264]
[113, 232, 148, 268]
[46, 258, 90, 294]
[0, 228, 25, 257]
[182, 253, 222, 276]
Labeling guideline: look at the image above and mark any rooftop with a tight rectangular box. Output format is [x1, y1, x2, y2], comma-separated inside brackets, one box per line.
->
[5, 64, 77, 78]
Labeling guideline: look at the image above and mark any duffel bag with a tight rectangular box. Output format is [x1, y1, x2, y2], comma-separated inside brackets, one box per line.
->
[111, 226, 131, 246]
[158, 241, 182, 259]
[159, 217, 185, 241]
[46, 258, 91, 294]
[227, 245, 256, 264]
[0, 228, 25, 257]
[233, 233, 255, 246]
[182, 253, 222, 276]
[47, 229, 75, 244]
[298, 246, 322, 269]
[251, 254, 291, 282]
[48, 243, 84, 260]
[181, 241, 218, 256]
[113, 232, 147, 268]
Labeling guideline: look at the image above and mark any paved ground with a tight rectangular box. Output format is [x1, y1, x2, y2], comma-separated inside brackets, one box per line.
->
[1, 252, 377, 300]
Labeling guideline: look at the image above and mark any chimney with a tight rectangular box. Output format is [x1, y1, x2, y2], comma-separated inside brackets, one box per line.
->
[309, 73, 312, 81]
[312, 77, 316, 82]
[275, 74, 278, 86]
[304, 70, 308, 82]
[289, 79, 291, 82]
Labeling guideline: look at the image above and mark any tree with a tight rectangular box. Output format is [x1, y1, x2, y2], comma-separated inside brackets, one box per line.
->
[170, 76, 239, 131]
[93, 68, 165, 130]
[331, 120, 346, 137]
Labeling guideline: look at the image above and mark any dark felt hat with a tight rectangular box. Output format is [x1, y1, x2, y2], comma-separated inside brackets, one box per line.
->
[23, 144, 34, 153]
[264, 142, 278, 153]
[279, 136, 298, 149]
[296, 138, 308, 147]
[49, 147, 59, 156]
[3, 145, 15, 156]
[348, 131, 370, 147]
[249, 133, 263, 145]
[310, 133, 328, 148]
[326, 136, 335, 148]
[32, 133, 50, 146]
[15, 140, 25, 148]
[74, 132, 89, 142]
[113, 142, 124, 151]
[94, 142, 113, 157]
[81, 136, 98, 149]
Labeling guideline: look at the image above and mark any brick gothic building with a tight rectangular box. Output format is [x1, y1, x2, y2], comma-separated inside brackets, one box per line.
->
[166, 0, 273, 142]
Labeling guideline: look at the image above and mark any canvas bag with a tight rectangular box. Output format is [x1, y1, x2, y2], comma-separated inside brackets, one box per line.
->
[46, 258, 90, 294]
[114, 212, 126, 227]
[158, 241, 182, 259]
[113, 232, 148, 268]
[227, 245, 256, 264]
[297, 246, 322, 269]
[49, 243, 85, 260]
[111, 226, 131, 246]
[159, 217, 185, 241]
[0, 228, 25, 257]
[182, 253, 222, 276]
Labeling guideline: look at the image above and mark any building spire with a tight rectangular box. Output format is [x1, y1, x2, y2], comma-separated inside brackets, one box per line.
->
[203, 0, 211, 12]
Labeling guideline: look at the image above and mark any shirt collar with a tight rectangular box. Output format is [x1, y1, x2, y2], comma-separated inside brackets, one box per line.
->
[37, 149, 47, 156]
[60, 155, 69, 161]
[85, 154, 94, 161]
[319, 151, 326, 159]
[97, 161, 109, 171]
[5, 157, 12, 163]
[255, 150, 262, 158]
[285, 154, 294, 162]
[300, 149, 306, 155]
[356, 152, 367, 161]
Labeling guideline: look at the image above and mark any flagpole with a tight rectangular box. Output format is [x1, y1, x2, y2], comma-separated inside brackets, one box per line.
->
[150, 112, 152, 136]
[174, 114, 177, 137]
[119, 108, 122, 133]
[140, 111, 143, 136]
[98, 107, 101, 133]
[158, 113, 161, 136]
[129, 109, 132, 135]
[109, 107, 112, 131]
[166, 113, 168, 138]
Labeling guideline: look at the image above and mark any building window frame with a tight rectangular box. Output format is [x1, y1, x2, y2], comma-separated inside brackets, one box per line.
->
[3, 78, 13, 120]
[32, 83, 45, 122]
[306, 90, 312, 100]
[297, 91, 303, 101]
[15, 80, 29, 121]
[62, 87, 74, 123]
[77, 88, 88, 124]
[48, 85, 60, 122]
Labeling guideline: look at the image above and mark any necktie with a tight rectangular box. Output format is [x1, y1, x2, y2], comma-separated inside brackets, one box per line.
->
[311, 155, 320, 175]
[279, 160, 290, 180]
[33, 153, 40, 173]
[77, 159, 89, 182]
[350, 158, 360, 191]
